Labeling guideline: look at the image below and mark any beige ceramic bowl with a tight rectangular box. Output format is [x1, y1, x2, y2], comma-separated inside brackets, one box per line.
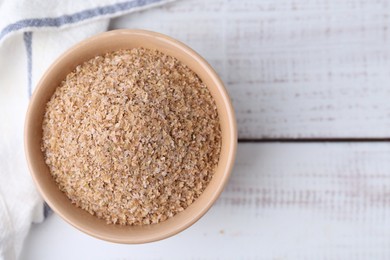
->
[25, 29, 237, 243]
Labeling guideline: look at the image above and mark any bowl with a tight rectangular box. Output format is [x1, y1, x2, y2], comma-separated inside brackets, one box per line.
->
[24, 29, 237, 243]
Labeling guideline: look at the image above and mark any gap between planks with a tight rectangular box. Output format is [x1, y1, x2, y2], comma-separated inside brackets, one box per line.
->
[238, 138, 390, 143]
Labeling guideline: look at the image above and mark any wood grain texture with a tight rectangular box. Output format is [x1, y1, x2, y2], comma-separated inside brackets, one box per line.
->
[21, 143, 390, 259]
[110, 0, 390, 139]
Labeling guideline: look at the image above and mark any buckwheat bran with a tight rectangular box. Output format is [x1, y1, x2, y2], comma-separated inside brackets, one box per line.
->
[42, 48, 221, 225]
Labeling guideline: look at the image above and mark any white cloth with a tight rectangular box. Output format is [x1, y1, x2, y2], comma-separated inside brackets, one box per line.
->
[0, 0, 173, 259]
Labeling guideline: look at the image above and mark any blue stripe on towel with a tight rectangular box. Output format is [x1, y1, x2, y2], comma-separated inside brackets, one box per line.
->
[0, 0, 162, 41]
[43, 202, 52, 218]
[23, 32, 33, 98]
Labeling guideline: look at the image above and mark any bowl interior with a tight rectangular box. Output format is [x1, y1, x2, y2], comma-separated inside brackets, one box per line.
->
[25, 30, 236, 243]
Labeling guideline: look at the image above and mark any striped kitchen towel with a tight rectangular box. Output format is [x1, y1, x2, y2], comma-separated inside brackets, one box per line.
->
[0, 0, 174, 259]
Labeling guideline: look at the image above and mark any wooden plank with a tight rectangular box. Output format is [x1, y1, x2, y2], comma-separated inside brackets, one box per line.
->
[21, 143, 390, 259]
[110, 0, 390, 139]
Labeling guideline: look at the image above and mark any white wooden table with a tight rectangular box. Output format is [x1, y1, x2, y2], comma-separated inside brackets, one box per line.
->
[21, 0, 390, 259]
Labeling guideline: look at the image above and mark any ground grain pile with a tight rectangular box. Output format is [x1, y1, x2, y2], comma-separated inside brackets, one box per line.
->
[42, 48, 221, 225]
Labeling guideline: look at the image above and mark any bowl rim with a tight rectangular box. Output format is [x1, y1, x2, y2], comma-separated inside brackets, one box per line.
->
[24, 29, 237, 243]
